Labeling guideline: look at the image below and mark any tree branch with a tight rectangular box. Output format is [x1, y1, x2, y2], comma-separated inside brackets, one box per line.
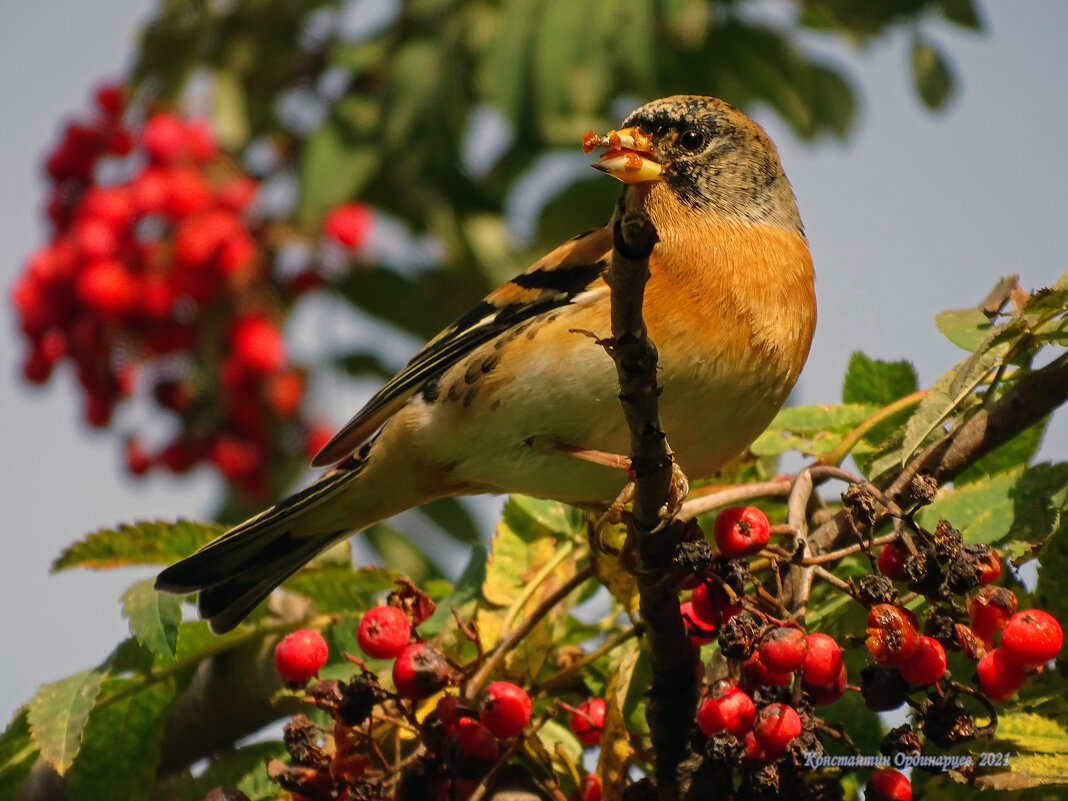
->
[807, 351, 1068, 557]
[604, 207, 694, 801]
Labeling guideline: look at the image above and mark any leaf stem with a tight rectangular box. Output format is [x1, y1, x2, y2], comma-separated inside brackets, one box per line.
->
[819, 390, 927, 467]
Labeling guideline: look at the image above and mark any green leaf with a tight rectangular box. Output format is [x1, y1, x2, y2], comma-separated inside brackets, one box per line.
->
[53, 519, 224, 572]
[995, 711, 1068, 754]
[935, 308, 994, 351]
[955, 419, 1047, 485]
[915, 467, 1023, 545]
[942, 0, 983, 30]
[0, 708, 38, 800]
[286, 564, 401, 614]
[911, 36, 955, 110]
[297, 117, 377, 231]
[364, 523, 444, 585]
[842, 352, 918, 405]
[418, 497, 482, 545]
[506, 495, 585, 537]
[121, 579, 182, 662]
[422, 544, 488, 637]
[66, 678, 176, 801]
[27, 668, 107, 774]
[750, 402, 878, 457]
[899, 355, 989, 467]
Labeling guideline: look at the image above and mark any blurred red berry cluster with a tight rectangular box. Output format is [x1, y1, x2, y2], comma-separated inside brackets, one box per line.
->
[11, 82, 372, 499]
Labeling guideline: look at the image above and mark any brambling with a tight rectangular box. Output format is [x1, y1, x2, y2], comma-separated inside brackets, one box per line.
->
[156, 95, 817, 633]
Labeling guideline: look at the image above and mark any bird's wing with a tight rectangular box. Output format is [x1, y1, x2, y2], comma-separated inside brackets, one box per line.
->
[311, 225, 614, 466]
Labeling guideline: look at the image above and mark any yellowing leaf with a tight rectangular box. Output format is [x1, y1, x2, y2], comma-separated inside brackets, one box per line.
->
[27, 668, 106, 774]
[53, 519, 224, 572]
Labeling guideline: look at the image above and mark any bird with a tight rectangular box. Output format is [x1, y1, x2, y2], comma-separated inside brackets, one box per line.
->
[155, 95, 817, 634]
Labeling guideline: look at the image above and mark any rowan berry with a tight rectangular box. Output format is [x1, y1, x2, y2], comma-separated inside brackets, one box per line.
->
[444, 718, 499, 776]
[570, 774, 601, 801]
[323, 202, 372, 250]
[897, 636, 946, 685]
[976, 648, 1026, 702]
[804, 663, 847, 705]
[231, 314, 286, 374]
[688, 581, 720, 628]
[866, 604, 921, 665]
[866, 767, 911, 801]
[801, 632, 843, 686]
[392, 643, 449, 700]
[680, 601, 717, 646]
[877, 540, 910, 581]
[713, 506, 770, 559]
[274, 629, 329, 684]
[740, 650, 793, 690]
[696, 685, 755, 737]
[479, 681, 532, 739]
[1001, 609, 1063, 669]
[356, 605, 411, 659]
[758, 626, 807, 673]
[967, 585, 1017, 645]
[569, 698, 606, 747]
[751, 703, 802, 754]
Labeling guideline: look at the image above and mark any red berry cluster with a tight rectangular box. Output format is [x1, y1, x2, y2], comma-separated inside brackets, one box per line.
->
[264, 581, 552, 801]
[12, 83, 372, 498]
[677, 503, 1065, 798]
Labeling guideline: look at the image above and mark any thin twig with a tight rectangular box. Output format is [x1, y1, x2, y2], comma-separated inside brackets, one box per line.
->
[466, 563, 596, 697]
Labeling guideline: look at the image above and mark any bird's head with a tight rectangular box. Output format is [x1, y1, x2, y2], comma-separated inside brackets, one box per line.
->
[584, 95, 802, 234]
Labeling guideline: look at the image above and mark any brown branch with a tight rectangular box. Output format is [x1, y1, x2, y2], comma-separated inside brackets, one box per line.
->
[808, 351, 1068, 556]
[604, 207, 694, 801]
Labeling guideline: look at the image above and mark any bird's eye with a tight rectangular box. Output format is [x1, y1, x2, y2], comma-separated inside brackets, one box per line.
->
[678, 129, 706, 153]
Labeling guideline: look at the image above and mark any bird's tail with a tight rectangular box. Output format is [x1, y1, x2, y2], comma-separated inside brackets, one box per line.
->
[156, 456, 375, 634]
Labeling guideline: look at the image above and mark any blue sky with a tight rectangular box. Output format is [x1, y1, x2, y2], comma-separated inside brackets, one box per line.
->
[2, 1, 1067, 727]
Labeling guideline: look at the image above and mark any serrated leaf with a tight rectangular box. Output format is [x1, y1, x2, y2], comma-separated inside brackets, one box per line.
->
[484, 498, 569, 605]
[66, 678, 176, 801]
[900, 353, 994, 467]
[121, 579, 182, 662]
[0, 708, 38, 800]
[911, 37, 954, 110]
[286, 564, 401, 614]
[27, 668, 107, 774]
[751, 402, 878, 457]
[842, 352, 918, 405]
[506, 495, 585, 537]
[995, 712, 1068, 754]
[53, 519, 225, 572]
[935, 308, 994, 351]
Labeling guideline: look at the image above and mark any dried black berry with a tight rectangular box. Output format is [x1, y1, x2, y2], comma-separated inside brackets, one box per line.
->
[854, 574, 895, 608]
[923, 606, 965, 651]
[675, 538, 713, 573]
[718, 610, 764, 660]
[860, 664, 910, 711]
[880, 724, 922, 759]
[905, 548, 945, 597]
